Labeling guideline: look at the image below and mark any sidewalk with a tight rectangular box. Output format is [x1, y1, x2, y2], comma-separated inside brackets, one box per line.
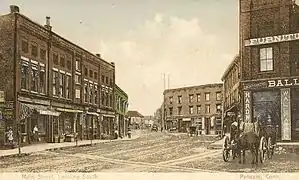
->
[0, 134, 140, 158]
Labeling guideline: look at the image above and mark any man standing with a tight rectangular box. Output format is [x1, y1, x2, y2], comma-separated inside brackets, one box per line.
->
[33, 125, 39, 142]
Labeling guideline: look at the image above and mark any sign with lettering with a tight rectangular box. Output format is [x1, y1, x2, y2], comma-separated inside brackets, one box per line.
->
[0, 91, 4, 103]
[268, 78, 299, 88]
[244, 91, 252, 123]
[281, 88, 291, 141]
[245, 32, 299, 46]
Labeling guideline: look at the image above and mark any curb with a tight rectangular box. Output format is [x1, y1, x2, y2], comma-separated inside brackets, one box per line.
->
[0, 137, 138, 158]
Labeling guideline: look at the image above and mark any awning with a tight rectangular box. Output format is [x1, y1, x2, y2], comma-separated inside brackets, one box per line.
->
[183, 118, 191, 122]
[102, 114, 115, 118]
[87, 112, 99, 116]
[21, 103, 60, 117]
[56, 108, 83, 113]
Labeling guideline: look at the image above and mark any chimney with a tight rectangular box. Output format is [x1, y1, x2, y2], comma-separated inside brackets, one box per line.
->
[111, 62, 115, 66]
[10, 5, 19, 13]
[96, 54, 101, 58]
[44, 16, 52, 31]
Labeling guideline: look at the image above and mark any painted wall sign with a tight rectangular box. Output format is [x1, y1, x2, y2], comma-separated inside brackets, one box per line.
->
[244, 91, 252, 123]
[268, 78, 299, 88]
[245, 32, 299, 46]
[281, 88, 292, 141]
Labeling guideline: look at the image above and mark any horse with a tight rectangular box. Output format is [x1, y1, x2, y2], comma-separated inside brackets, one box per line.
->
[233, 121, 260, 166]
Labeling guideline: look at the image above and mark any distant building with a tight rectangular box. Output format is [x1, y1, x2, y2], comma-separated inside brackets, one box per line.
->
[115, 85, 129, 137]
[143, 116, 155, 126]
[162, 83, 223, 135]
[127, 110, 144, 129]
[154, 107, 162, 127]
[221, 55, 241, 134]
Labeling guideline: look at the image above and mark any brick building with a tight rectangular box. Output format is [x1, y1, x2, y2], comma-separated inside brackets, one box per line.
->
[0, 5, 115, 145]
[221, 55, 241, 133]
[162, 84, 223, 135]
[239, 0, 299, 141]
[115, 84, 129, 138]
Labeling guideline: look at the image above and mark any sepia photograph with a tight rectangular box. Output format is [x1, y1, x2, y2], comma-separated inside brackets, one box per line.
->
[0, 0, 299, 178]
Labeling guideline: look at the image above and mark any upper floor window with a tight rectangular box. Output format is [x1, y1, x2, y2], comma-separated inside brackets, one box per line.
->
[260, 47, 273, 72]
[197, 94, 201, 102]
[197, 105, 201, 114]
[31, 43, 38, 57]
[169, 96, 173, 104]
[53, 53, 59, 65]
[84, 67, 88, 76]
[189, 94, 194, 103]
[89, 70, 93, 78]
[216, 104, 222, 113]
[205, 104, 210, 114]
[67, 59, 71, 70]
[94, 72, 98, 79]
[75, 59, 81, 71]
[40, 48, 46, 61]
[20, 61, 29, 90]
[52, 71, 59, 96]
[205, 93, 210, 101]
[216, 92, 222, 101]
[169, 107, 173, 116]
[102, 75, 105, 83]
[66, 75, 71, 99]
[75, 74, 81, 84]
[40, 66, 45, 94]
[178, 106, 182, 115]
[189, 106, 194, 114]
[60, 55, 65, 67]
[21, 40, 29, 53]
[31, 64, 38, 92]
[105, 77, 108, 84]
[178, 96, 182, 104]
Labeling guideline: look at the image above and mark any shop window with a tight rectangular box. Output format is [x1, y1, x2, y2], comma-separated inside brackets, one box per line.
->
[66, 75, 71, 99]
[21, 39, 29, 53]
[20, 61, 29, 90]
[31, 43, 38, 57]
[260, 47, 273, 72]
[60, 55, 65, 67]
[205, 104, 210, 114]
[40, 48, 46, 61]
[31, 64, 38, 92]
[189, 106, 194, 114]
[39, 66, 45, 94]
[53, 53, 58, 65]
[52, 71, 59, 96]
[38, 116, 46, 134]
[59, 73, 65, 97]
[197, 105, 201, 114]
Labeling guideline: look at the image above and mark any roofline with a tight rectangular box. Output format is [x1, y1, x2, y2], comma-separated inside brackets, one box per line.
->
[115, 84, 128, 98]
[8, 12, 114, 68]
[163, 83, 223, 95]
[221, 54, 240, 81]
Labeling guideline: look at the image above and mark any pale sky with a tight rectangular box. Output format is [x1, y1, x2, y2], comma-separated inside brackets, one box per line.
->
[0, 0, 239, 116]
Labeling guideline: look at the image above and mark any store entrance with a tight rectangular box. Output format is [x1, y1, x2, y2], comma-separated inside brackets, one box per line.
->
[292, 89, 299, 141]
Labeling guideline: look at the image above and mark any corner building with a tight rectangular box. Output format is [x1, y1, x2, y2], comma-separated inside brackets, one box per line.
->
[0, 6, 115, 145]
[240, 0, 299, 141]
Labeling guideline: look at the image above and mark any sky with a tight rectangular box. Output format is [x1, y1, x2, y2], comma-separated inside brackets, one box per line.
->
[0, 0, 240, 116]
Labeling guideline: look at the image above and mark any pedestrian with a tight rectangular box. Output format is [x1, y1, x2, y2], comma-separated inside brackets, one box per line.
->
[6, 127, 14, 149]
[33, 125, 39, 142]
[114, 128, 119, 139]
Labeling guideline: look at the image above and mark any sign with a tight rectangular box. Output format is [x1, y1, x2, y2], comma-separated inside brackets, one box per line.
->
[244, 91, 252, 123]
[0, 91, 4, 102]
[268, 78, 299, 88]
[245, 32, 299, 46]
[281, 88, 292, 141]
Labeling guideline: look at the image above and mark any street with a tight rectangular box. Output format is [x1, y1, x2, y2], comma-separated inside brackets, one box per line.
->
[0, 131, 298, 173]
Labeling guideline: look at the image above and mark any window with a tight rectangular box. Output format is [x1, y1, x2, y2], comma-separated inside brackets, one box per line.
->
[169, 97, 173, 104]
[178, 107, 182, 115]
[84, 67, 88, 76]
[59, 73, 65, 97]
[102, 75, 105, 83]
[197, 105, 201, 114]
[66, 75, 71, 99]
[84, 83, 88, 103]
[75, 59, 81, 71]
[31, 65, 38, 92]
[39, 66, 45, 94]
[197, 94, 201, 102]
[89, 84, 93, 104]
[102, 92, 105, 105]
[75, 74, 81, 84]
[52, 71, 59, 96]
[94, 86, 98, 104]
[189, 106, 194, 114]
[205, 93, 210, 101]
[31, 44, 38, 57]
[21, 40, 28, 53]
[178, 96, 182, 104]
[20, 61, 29, 90]
[216, 104, 222, 113]
[106, 93, 109, 106]
[169, 107, 173, 116]
[40, 49, 46, 60]
[205, 104, 210, 114]
[260, 47, 273, 72]
[110, 78, 113, 86]
[105, 77, 108, 84]
[53, 53, 58, 65]
[60, 55, 65, 67]
[75, 89, 80, 99]
[189, 94, 194, 103]
[89, 70, 93, 78]
[67, 60, 71, 70]
[94, 72, 98, 79]
[216, 92, 222, 101]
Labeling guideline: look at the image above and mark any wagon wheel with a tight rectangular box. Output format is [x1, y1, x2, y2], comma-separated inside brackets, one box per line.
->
[259, 136, 267, 163]
[222, 136, 231, 162]
[267, 137, 274, 159]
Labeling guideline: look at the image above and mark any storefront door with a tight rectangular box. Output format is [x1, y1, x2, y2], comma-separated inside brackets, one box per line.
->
[292, 89, 299, 141]
[205, 118, 210, 135]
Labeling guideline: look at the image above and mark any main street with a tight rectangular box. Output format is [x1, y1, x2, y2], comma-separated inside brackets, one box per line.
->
[0, 131, 298, 173]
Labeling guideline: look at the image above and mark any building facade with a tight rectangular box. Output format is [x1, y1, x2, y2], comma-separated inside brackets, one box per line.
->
[127, 111, 144, 129]
[115, 84, 129, 138]
[240, 0, 299, 141]
[162, 84, 223, 135]
[221, 55, 241, 134]
[0, 6, 115, 146]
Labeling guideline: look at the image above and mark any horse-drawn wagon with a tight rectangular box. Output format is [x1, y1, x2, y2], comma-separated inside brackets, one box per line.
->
[222, 119, 276, 165]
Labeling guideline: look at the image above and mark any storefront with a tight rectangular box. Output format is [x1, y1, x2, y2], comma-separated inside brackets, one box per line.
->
[242, 77, 299, 141]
